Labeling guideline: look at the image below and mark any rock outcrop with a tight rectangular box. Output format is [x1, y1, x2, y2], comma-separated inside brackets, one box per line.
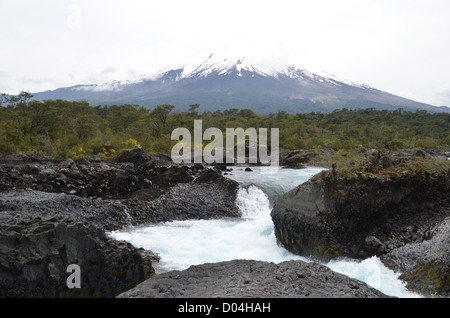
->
[117, 259, 390, 298]
[271, 154, 449, 296]
[279, 149, 335, 168]
[381, 217, 450, 296]
[0, 150, 240, 297]
[0, 208, 149, 298]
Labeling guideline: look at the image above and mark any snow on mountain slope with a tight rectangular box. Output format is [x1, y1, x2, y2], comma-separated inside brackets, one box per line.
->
[31, 51, 446, 114]
[169, 52, 379, 96]
[66, 52, 374, 94]
[177, 52, 366, 85]
[181, 53, 294, 79]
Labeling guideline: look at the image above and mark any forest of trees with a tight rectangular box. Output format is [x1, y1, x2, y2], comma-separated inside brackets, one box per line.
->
[0, 92, 449, 159]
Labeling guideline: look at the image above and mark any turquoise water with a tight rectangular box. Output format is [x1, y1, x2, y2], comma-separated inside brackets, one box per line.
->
[110, 166, 421, 298]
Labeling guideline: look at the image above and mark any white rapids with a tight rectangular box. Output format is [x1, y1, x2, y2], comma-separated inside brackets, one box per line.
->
[109, 166, 421, 298]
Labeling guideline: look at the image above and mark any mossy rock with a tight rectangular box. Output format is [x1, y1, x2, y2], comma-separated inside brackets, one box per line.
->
[400, 263, 450, 296]
[274, 228, 341, 262]
[112, 267, 123, 277]
[113, 148, 152, 167]
[163, 166, 193, 183]
[137, 248, 158, 278]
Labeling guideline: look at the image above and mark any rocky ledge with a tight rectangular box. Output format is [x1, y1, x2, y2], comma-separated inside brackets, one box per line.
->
[0, 149, 239, 297]
[0, 201, 149, 298]
[117, 259, 389, 298]
[271, 151, 449, 296]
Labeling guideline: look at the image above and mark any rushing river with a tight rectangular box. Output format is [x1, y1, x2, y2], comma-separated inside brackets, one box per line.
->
[109, 166, 421, 298]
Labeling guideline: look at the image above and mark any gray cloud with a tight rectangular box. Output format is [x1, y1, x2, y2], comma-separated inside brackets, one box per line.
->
[1, 0, 450, 107]
[101, 67, 118, 76]
[434, 82, 450, 106]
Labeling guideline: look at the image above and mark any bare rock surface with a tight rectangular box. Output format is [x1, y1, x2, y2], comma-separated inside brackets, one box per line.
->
[0, 151, 239, 297]
[117, 259, 390, 298]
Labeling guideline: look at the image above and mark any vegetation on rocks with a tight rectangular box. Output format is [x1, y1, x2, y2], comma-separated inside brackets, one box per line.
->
[272, 149, 449, 296]
[1, 92, 449, 159]
[0, 149, 240, 297]
[1, 92, 449, 297]
[311, 148, 449, 184]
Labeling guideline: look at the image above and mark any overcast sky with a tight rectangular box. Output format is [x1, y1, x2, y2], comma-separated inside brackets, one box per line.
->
[1, 0, 450, 107]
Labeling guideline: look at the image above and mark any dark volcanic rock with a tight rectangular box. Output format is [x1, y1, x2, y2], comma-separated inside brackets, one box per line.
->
[0, 151, 53, 165]
[113, 147, 153, 167]
[279, 149, 335, 168]
[117, 259, 390, 298]
[271, 155, 450, 296]
[381, 216, 450, 296]
[0, 151, 241, 297]
[0, 206, 150, 298]
[126, 170, 240, 223]
[0, 190, 137, 231]
[150, 174, 239, 221]
[272, 167, 449, 262]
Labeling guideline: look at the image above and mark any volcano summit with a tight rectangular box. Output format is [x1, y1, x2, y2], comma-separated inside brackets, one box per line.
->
[32, 53, 448, 114]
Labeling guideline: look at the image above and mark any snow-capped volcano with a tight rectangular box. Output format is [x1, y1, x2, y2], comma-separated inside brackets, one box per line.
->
[174, 52, 369, 88]
[32, 52, 445, 114]
[179, 53, 298, 79]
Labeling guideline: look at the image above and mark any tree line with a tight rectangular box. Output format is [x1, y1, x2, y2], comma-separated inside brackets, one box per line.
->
[0, 92, 449, 158]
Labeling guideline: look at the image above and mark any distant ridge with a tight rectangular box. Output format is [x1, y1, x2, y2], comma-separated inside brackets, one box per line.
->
[32, 53, 449, 114]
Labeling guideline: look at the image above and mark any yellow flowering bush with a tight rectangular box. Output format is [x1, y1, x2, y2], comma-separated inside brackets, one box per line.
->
[127, 138, 138, 146]
[72, 146, 87, 159]
[97, 147, 116, 159]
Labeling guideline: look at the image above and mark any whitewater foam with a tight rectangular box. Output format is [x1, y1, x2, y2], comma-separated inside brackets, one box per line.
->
[109, 167, 422, 298]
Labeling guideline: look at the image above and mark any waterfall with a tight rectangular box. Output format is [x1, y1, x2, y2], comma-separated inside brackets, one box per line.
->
[109, 166, 421, 298]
